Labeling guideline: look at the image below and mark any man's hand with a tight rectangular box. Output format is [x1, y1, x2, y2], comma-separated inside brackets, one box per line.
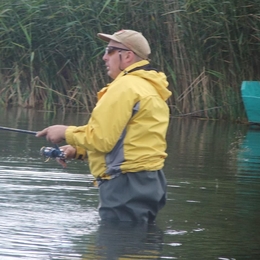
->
[56, 145, 76, 168]
[36, 125, 68, 144]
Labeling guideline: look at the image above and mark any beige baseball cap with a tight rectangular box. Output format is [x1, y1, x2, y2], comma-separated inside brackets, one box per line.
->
[97, 29, 151, 60]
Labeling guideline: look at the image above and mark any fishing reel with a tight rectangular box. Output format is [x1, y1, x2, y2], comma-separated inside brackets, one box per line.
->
[40, 145, 65, 161]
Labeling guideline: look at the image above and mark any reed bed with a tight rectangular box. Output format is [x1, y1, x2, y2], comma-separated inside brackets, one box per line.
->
[0, 0, 260, 120]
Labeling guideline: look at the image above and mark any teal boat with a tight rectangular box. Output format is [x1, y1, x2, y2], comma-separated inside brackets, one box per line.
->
[241, 81, 260, 124]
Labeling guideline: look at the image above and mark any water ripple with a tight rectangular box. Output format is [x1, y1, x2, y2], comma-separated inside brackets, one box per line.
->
[0, 165, 99, 259]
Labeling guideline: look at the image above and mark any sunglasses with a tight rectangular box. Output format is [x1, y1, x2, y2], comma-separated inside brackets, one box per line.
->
[105, 46, 130, 55]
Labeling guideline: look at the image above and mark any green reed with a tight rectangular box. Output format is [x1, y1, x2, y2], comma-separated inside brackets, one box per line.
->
[0, 0, 259, 121]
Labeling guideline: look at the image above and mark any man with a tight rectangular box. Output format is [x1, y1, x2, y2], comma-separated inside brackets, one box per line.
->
[36, 29, 172, 222]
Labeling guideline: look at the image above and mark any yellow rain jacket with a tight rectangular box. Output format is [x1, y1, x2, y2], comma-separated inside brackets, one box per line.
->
[65, 60, 172, 180]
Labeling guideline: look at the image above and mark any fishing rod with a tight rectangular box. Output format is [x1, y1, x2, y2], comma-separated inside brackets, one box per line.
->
[0, 126, 37, 135]
[0, 126, 65, 160]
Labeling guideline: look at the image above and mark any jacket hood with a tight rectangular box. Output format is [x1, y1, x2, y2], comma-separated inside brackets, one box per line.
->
[120, 60, 172, 101]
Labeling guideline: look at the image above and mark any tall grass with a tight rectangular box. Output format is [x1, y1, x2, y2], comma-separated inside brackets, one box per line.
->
[0, 0, 260, 121]
[0, 0, 103, 111]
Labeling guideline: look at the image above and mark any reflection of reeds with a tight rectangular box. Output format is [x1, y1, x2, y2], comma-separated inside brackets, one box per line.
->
[0, 0, 259, 120]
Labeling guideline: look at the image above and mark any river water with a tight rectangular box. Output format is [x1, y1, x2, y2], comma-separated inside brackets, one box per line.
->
[0, 108, 259, 259]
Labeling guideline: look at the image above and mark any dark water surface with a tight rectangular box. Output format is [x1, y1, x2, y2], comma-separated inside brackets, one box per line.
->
[0, 108, 260, 259]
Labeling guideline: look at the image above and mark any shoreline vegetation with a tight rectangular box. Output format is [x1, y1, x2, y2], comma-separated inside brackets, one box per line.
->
[1, 0, 259, 121]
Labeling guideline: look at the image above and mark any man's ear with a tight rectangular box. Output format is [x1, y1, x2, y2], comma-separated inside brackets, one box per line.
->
[125, 50, 136, 62]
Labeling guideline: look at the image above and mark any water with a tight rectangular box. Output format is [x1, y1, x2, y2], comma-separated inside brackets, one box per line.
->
[0, 108, 260, 259]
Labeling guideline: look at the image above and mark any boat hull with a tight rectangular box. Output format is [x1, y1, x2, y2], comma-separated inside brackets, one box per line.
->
[241, 81, 260, 124]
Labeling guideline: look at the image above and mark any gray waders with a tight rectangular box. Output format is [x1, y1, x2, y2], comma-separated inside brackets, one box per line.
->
[98, 169, 167, 222]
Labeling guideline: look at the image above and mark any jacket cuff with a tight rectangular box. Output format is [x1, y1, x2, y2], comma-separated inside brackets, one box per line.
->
[65, 126, 87, 160]
[65, 126, 78, 145]
[75, 146, 87, 160]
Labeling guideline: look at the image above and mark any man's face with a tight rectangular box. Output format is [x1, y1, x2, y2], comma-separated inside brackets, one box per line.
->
[102, 40, 131, 79]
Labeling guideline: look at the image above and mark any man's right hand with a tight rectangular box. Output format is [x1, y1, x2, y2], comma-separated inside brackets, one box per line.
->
[36, 125, 68, 144]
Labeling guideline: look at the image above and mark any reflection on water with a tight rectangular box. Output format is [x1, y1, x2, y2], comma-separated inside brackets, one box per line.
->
[0, 108, 260, 259]
[82, 222, 163, 259]
[237, 128, 260, 170]
[236, 129, 260, 258]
